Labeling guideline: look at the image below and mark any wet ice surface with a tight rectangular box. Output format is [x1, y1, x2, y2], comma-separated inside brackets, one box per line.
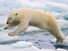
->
[0, 19, 68, 51]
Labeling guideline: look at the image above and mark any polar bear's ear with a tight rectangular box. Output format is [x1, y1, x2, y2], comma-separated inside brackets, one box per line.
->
[15, 13, 18, 16]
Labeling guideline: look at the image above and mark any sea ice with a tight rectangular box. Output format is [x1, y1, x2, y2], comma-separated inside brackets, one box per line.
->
[12, 41, 33, 48]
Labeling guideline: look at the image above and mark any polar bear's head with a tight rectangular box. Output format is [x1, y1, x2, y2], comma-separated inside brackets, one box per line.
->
[7, 13, 18, 24]
[4, 12, 20, 29]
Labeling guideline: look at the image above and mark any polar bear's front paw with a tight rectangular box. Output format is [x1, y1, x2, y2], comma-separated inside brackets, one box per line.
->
[8, 32, 19, 36]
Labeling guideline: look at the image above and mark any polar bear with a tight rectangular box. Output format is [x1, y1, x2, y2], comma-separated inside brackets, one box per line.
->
[4, 8, 65, 43]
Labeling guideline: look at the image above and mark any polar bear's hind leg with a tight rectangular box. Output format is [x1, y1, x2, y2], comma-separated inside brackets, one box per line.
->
[46, 17, 65, 43]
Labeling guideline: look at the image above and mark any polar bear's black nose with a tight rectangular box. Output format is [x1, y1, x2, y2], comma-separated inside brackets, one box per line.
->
[6, 22, 8, 24]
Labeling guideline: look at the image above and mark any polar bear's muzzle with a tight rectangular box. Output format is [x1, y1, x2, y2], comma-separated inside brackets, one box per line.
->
[6, 17, 14, 24]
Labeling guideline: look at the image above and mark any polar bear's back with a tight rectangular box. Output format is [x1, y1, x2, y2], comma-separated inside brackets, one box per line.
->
[11, 8, 56, 23]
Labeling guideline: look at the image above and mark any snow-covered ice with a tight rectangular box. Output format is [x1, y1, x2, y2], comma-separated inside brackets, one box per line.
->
[12, 41, 33, 48]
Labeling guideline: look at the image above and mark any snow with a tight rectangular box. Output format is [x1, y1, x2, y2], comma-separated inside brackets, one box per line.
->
[12, 41, 33, 48]
[57, 48, 67, 51]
